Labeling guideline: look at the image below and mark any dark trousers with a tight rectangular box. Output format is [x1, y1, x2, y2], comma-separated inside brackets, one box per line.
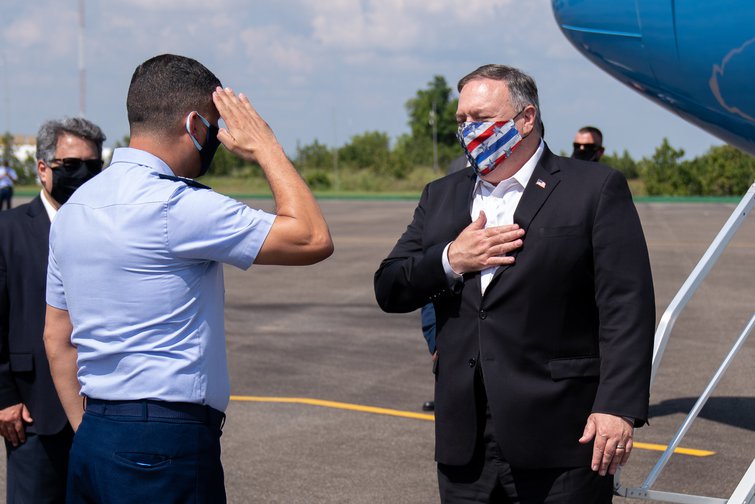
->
[67, 399, 226, 504]
[0, 187, 12, 210]
[438, 375, 613, 503]
[5, 425, 74, 504]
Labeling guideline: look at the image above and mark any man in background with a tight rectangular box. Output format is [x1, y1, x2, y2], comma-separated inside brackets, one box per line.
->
[0, 118, 105, 503]
[0, 160, 18, 210]
[572, 125, 605, 162]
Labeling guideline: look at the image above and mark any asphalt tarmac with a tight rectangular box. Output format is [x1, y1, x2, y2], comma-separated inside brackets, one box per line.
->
[2, 196, 754, 503]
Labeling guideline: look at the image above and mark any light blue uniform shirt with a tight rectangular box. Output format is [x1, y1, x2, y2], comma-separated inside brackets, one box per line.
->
[46, 148, 275, 411]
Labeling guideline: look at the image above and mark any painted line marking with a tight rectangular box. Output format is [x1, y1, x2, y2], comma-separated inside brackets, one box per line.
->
[230, 396, 715, 457]
[632, 442, 714, 457]
[231, 395, 435, 421]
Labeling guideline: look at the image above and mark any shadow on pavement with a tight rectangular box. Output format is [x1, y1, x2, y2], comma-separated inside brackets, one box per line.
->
[649, 396, 755, 431]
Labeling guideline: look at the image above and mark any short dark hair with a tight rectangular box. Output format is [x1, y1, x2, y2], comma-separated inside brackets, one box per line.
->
[36, 117, 106, 162]
[578, 126, 603, 147]
[458, 64, 543, 134]
[127, 54, 221, 136]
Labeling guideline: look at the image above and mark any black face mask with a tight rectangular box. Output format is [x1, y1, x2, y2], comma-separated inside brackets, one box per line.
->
[49, 158, 102, 204]
[198, 124, 220, 177]
[186, 112, 220, 177]
[571, 143, 602, 162]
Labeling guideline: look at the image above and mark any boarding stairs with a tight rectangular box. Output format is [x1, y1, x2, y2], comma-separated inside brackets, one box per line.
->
[614, 182, 755, 503]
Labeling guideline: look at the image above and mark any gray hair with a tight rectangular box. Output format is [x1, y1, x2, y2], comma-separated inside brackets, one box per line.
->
[36, 117, 107, 162]
[457, 64, 544, 135]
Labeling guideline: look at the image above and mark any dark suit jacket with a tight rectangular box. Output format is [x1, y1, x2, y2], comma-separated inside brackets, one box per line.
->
[0, 196, 69, 435]
[374, 146, 655, 468]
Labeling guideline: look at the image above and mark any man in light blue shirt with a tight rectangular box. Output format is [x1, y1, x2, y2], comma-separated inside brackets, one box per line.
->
[0, 162, 18, 210]
[44, 54, 333, 503]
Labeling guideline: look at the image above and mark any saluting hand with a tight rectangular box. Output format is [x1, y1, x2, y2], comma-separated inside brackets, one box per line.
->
[447, 211, 525, 275]
[212, 86, 283, 164]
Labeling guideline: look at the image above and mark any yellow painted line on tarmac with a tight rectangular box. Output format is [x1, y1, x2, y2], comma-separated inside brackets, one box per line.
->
[230, 395, 435, 421]
[632, 442, 715, 457]
[231, 396, 715, 457]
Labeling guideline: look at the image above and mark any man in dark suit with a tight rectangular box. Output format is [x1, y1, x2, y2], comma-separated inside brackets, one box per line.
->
[0, 117, 105, 503]
[374, 64, 655, 503]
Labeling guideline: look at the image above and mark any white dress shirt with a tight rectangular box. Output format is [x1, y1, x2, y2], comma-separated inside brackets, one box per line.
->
[39, 190, 58, 222]
[443, 140, 544, 294]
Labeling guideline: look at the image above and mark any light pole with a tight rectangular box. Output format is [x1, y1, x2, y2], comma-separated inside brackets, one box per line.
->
[429, 100, 439, 171]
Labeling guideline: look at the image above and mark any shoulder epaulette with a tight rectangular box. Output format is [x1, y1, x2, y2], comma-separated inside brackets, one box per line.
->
[158, 173, 211, 190]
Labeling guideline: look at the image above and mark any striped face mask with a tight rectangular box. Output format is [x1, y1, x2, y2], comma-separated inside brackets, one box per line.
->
[457, 114, 524, 176]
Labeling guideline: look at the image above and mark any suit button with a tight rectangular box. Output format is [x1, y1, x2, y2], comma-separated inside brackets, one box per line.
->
[468, 358, 476, 367]
[479, 310, 487, 319]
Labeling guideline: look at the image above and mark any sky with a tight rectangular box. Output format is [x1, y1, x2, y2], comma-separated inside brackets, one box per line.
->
[1, 0, 724, 162]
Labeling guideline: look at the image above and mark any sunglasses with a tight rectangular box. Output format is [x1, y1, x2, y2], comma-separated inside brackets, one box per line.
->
[572, 143, 602, 151]
[48, 157, 104, 174]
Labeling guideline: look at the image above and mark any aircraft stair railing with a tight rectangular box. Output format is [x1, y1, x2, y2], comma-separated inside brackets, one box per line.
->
[614, 181, 755, 504]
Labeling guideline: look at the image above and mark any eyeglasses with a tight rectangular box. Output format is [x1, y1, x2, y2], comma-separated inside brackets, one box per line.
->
[48, 158, 104, 175]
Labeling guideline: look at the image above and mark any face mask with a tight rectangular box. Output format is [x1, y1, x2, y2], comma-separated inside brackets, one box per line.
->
[49, 158, 102, 204]
[571, 143, 601, 162]
[457, 117, 524, 176]
[186, 112, 220, 177]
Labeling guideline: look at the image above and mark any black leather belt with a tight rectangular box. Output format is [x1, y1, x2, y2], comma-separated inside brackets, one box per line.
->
[85, 398, 225, 429]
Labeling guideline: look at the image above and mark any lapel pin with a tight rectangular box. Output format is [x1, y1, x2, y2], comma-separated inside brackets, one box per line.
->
[536, 179, 546, 189]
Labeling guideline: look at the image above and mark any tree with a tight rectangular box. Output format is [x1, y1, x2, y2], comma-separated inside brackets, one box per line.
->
[295, 140, 333, 171]
[338, 131, 391, 172]
[691, 144, 755, 196]
[1, 132, 35, 184]
[640, 138, 701, 195]
[404, 76, 460, 168]
[602, 149, 639, 179]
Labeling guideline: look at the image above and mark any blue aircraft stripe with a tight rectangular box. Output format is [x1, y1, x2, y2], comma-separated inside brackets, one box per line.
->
[560, 24, 641, 39]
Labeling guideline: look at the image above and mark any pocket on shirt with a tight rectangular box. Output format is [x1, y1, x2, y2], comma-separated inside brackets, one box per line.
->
[548, 356, 600, 380]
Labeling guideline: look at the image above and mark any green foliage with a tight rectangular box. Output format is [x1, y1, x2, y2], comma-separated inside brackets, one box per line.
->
[210, 145, 250, 176]
[338, 131, 390, 172]
[296, 140, 333, 171]
[640, 139, 753, 196]
[601, 149, 639, 179]
[393, 133, 462, 171]
[1, 132, 36, 184]
[687, 144, 755, 196]
[402, 75, 460, 169]
[640, 138, 698, 195]
[405, 75, 459, 146]
[305, 170, 332, 190]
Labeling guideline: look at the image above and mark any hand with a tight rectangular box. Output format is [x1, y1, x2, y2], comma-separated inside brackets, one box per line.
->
[0, 403, 33, 447]
[579, 413, 634, 476]
[447, 211, 525, 274]
[211, 87, 284, 164]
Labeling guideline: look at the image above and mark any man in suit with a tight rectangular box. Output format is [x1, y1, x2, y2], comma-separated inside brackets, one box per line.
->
[374, 64, 655, 503]
[0, 117, 105, 503]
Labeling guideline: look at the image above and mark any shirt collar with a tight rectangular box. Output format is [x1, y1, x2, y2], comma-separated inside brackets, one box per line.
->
[474, 139, 545, 195]
[40, 189, 57, 222]
[109, 147, 176, 176]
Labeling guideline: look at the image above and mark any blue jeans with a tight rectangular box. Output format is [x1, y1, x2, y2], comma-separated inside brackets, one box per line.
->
[67, 400, 226, 504]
